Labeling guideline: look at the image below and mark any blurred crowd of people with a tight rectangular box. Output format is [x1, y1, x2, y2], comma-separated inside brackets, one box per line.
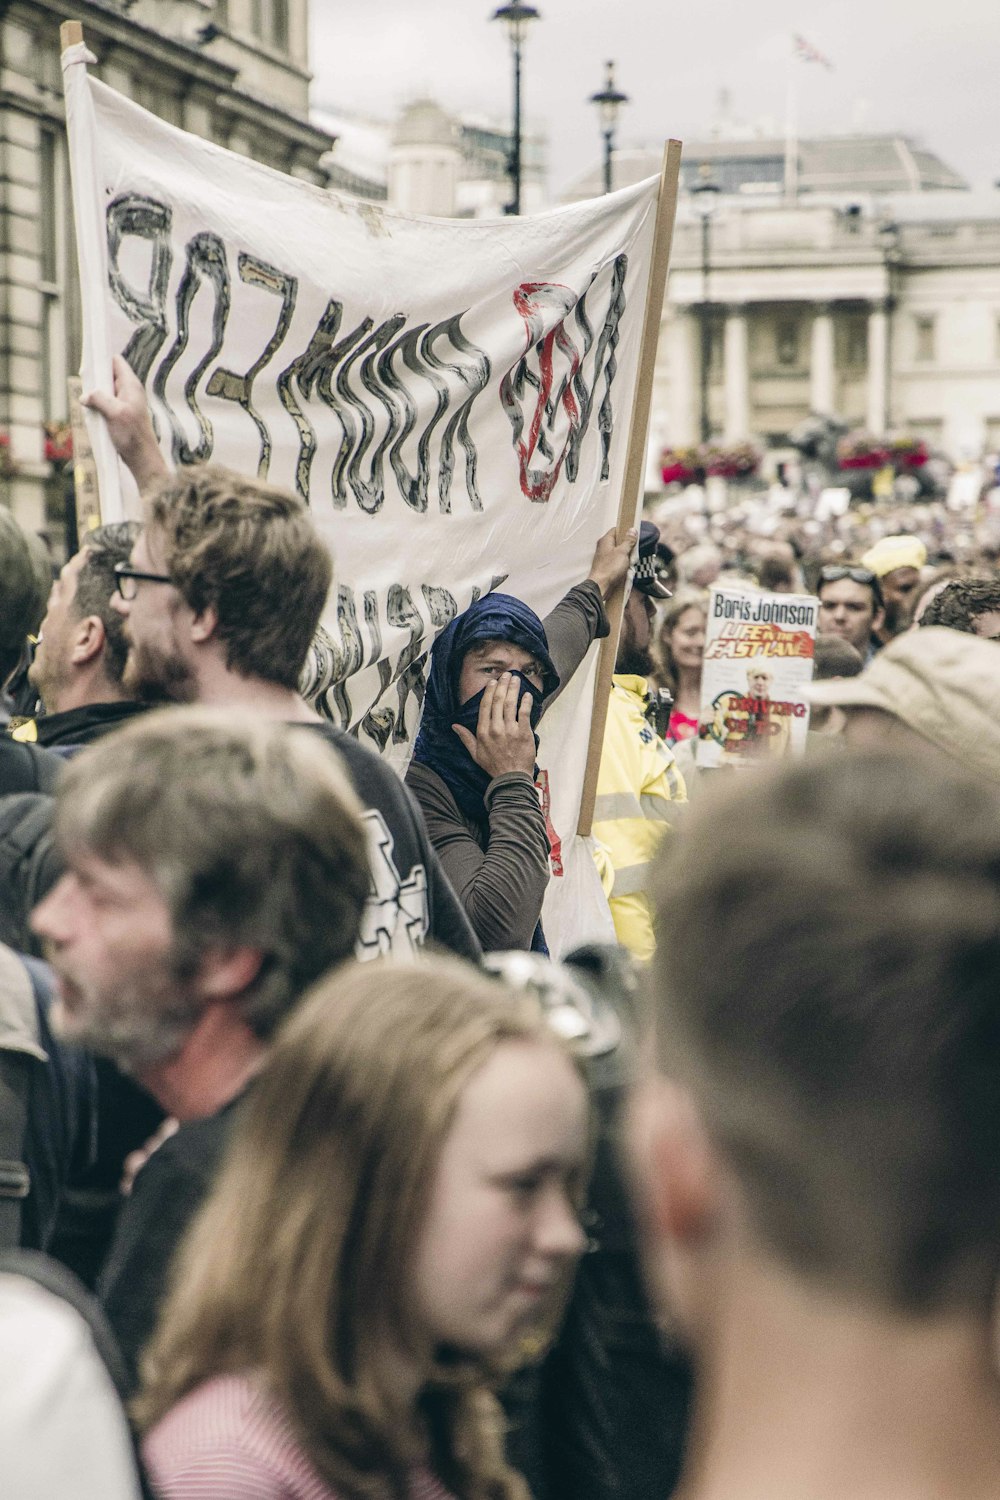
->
[1, 356, 999, 1500]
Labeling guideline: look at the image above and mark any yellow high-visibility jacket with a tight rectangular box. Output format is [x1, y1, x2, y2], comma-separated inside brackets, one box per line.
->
[593, 674, 687, 962]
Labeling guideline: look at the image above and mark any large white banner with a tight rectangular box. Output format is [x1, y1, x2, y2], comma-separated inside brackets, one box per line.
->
[64, 46, 665, 953]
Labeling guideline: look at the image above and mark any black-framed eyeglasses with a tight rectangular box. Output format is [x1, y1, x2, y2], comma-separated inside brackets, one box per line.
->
[113, 562, 174, 601]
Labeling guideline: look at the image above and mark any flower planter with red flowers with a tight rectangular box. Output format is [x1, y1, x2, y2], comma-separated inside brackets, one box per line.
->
[837, 432, 928, 473]
[44, 421, 73, 466]
[661, 442, 760, 487]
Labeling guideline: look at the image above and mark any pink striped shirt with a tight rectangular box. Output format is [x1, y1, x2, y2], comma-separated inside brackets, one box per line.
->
[144, 1374, 458, 1500]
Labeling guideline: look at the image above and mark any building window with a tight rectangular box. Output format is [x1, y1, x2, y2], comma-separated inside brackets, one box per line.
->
[215, 0, 229, 23]
[914, 315, 936, 362]
[994, 317, 1000, 363]
[39, 127, 77, 421]
[248, 0, 289, 49]
[271, 0, 289, 49]
[775, 319, 799, 367]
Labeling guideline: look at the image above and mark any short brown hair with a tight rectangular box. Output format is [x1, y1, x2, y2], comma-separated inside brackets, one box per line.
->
[649, 748, 1000, 1315]
[137, 957, 576, 1498]
[75, 521, 140, 688]
[146, 465, 332, 690]
[55, 707, 370, 1038]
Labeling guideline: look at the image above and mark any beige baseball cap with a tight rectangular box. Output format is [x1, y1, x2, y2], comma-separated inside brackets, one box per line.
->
[806, 626, 1000, 780]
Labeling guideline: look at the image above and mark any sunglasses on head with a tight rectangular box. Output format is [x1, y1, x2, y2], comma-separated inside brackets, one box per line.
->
[818, 565, 884, 604]
[819, 565, 877, 586]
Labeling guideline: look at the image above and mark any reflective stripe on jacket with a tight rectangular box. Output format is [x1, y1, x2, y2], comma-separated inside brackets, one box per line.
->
[593, 674, 686, 961]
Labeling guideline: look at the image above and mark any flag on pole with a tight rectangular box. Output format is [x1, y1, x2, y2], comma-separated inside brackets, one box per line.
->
[793, 33, 833, 68]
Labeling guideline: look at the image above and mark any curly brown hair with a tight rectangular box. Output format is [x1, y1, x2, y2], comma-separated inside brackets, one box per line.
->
[919, 577, 1000, 634]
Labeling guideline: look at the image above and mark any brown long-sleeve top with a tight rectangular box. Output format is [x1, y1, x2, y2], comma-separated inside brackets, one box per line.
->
[405, 582, 609, 951]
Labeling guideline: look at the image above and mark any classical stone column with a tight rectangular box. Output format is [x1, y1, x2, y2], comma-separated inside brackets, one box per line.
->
[809, 303, 836, 415]
[722, 306, 750, 441]
[866, 303, 888, 434]
[664, 308, 700, 446]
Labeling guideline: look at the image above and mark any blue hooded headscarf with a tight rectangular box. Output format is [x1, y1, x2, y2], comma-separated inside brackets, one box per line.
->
[412, 592, 560, 829]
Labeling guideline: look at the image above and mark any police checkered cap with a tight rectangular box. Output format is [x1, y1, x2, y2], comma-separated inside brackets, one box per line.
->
[634, 520, 671, 599]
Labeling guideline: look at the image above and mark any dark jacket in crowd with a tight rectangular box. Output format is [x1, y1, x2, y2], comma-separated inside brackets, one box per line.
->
[26, 701, 147, 751]
[0, 739, 62, 798]
[302, 721, 480, 961]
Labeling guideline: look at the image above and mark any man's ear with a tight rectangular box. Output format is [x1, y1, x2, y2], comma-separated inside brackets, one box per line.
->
[197, 944, 265, 1003]
[70, 614, 106, 667]
[630, 1076, 718, 1248]
[189, 602, 219, 645]
[626, 1073, 723, 1338]
[872, 603, 886, 635]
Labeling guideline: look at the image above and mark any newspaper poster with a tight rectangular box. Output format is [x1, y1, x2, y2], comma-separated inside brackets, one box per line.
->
[696, 587, 818, 768]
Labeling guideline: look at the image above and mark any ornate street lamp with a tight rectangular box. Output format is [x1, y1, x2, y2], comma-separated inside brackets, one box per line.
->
[692, 171, 721, 443]
[491, 2, 540, 215]
[589, 60, 629, 195]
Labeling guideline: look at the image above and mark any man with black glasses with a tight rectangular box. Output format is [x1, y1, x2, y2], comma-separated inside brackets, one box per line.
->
[815, 564, 885, 662]
[90, 357, 479, 962]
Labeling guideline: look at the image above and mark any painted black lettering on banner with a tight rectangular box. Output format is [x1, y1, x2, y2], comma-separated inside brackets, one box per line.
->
[206, 255, 297, 478]
[421, 317, 491, 513]
[106, 194, 173, 385]
[95, 195, 664, 516]
[569, 253, 627, 483]
[278, 304, 491, 514]
[276, 298, 342, 500]
[499, 254, 628, 503]
[303, 575, 509, 746]
[154, 232, 230, 466]
[335, 313, 408, 513]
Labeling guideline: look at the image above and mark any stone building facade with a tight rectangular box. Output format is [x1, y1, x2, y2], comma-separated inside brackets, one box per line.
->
[567, 137, 1000, 463]
[0, 0, 333, 529]
[317, 96, 547, 220]
[660, 192, 1000, 461]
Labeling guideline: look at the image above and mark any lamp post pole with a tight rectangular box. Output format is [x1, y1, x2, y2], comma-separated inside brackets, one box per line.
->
[589, 60, 629, 195]
[692, 174, 721, 444]
[491, 2, 540, 215]
[878, 219, 901, 432]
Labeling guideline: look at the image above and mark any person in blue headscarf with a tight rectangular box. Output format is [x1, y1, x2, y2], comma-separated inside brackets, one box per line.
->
[406, 528, 635, 952]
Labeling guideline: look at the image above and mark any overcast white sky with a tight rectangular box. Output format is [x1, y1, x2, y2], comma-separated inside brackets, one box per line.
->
[309, 0, 999, 196]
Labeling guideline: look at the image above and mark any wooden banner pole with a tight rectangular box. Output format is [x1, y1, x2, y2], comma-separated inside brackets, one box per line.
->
[576, 139, 683, 837]
[61, 17, 130, 519]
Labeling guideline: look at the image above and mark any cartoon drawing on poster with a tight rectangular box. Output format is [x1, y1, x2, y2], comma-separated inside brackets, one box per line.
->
[696, 587, 818, 768]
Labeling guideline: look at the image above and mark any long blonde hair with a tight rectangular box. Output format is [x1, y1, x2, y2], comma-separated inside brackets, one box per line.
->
[136, 956, 582, 1500]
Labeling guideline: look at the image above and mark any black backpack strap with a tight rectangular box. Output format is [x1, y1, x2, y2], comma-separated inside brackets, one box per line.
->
[0, 945, 46, 1249]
